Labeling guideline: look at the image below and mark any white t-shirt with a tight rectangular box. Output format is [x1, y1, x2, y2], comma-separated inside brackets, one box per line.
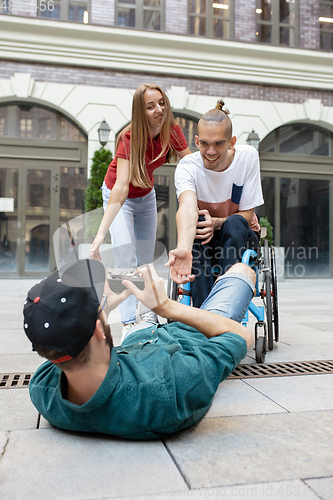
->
[174, 145, 264, 232]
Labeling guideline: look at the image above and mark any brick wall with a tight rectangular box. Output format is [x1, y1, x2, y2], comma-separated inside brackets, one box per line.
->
[299, 0, 320, 50]
[91, 0, 115, 26]
[1, 59, 333, 106]
[234, 0, 256, 43]
[165, 0, 187, 34]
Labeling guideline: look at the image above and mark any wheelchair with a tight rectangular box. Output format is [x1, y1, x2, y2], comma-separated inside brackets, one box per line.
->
[167, 238, 279, 364]
[240, 238, 279, 363]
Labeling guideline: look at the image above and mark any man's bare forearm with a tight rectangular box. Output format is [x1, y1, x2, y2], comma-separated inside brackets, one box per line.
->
[155, 298, 251, 345]
[176, 204, 198, 251]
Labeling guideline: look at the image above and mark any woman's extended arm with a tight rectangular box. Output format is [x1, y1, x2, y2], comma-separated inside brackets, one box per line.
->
[176, 147, 192, 159]
[90, 157, 130, 261]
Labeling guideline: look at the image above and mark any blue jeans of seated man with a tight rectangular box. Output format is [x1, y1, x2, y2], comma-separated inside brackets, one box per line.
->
[191, 214, 259, 309]
[122, 271, 254, 344]
[102, 181, 157, 325]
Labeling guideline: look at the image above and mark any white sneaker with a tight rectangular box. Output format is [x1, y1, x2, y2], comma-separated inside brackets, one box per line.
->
[121, 322, 136, 344]
[139, 310, 159, 324]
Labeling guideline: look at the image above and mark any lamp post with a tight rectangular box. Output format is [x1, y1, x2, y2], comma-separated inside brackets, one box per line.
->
[246, 129, 260, 150]
[98, 119, 111, 149]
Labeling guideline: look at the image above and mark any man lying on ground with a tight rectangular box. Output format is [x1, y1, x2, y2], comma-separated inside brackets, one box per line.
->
[24, 258, 254, 440]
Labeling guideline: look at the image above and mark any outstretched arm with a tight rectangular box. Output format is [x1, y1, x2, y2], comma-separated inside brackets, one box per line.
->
[90, 158, 130, 261]
[166, 190, 198, 284]
[123, 264, 252, 347]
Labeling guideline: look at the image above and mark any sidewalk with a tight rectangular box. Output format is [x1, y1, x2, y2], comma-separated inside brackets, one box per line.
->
[0, 277, 333, 500]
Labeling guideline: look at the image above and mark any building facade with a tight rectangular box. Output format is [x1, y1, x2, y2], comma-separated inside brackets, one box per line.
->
[0, 0, 332, 278]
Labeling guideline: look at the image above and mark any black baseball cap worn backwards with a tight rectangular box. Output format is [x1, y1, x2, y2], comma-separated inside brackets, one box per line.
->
[23, 259, 105, 362]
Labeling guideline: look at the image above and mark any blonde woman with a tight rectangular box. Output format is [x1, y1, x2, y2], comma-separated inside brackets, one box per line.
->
[91, 83, 191, 335]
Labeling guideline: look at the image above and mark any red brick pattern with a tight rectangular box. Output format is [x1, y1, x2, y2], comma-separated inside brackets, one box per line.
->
[1, 59, 333, 106]
[235, 0, 256, 43]
[299, 0, 320, 50]
[165, 0, 187, 34]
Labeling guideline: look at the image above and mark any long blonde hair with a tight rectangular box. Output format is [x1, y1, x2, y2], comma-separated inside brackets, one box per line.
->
[117, 83, 181, 189]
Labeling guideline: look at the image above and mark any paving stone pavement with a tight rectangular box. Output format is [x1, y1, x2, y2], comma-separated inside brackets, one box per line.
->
[0, 277, 333, 500]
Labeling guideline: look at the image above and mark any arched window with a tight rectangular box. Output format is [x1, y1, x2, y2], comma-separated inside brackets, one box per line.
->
[259, 122, 333, 278]
[260, 123, 330, 156]
[0, 104, 86, 142]
[0, 103, 87, 277]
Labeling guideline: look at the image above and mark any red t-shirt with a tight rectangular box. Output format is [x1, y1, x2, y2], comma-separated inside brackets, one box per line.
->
[104, 123, 188, 198]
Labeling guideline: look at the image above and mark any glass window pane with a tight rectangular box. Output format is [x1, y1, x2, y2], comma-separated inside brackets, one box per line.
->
[279, 124, 330, 156]
[320, 3, 333, 18]
[260, 177, 275, 242]
[0, 107, 8, 137]
[143, 10, 161, 30]
[16, 106, 57, 140]
[40, 0, 61, 19]
[280, 0, 293, 24]
[0, 168, 19, 272]
[214, 18, 229, 38]
[280, 178, 330, 277]
[144, 0, 160, 7]
[259, 131, 276, 153]
[190, 0, 206, 15]
[256, 23, 272, 43]
[60, 166, 87, 213]
[190, 16, 206, 36]
[320, 31, 333, 51]
[117, 7, 136, 27]
[25, 170, 51, 272]
[213, 1, 229, 17]
[174, 116, 198, 150]
[61, 117, 86, 141]
[69, 3, 87, 22]
[256, 0, 272, 22]
[280, 26, 294, 46]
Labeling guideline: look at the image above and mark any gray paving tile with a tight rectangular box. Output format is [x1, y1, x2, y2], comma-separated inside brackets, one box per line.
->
[0, 428, 186, 500]
[0, 331, 33, 354]
[0, 431, 8, 452]
[0, 353, 43, 372]
[246, 344, 333, 363]
[165, 411, 333, 488]
[204, 379, 286, 418]
[245, 374, 333, 412]
[116, 480, 321, 499]
[305, 477, 333, 500]
[299, 322, 333, 333]
[0, 389, 38, 431]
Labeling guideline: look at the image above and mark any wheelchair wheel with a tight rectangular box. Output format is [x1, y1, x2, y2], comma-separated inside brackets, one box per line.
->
[263, 240, 274, 351]
[271, 246, 279, 343]
[255, 335, 267, 364]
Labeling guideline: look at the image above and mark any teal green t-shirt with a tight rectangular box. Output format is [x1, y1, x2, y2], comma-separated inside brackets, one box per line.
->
[29, 323, 247, 440]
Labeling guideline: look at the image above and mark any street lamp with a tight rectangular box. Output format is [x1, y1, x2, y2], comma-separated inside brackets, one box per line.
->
[98, 119, 111, 149]
[246, 129, 260, 150]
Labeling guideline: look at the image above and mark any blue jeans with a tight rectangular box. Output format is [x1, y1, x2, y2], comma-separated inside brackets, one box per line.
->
[122, 271, 254, 343]
[102, 181, 157, 324]
[191, 214, 259, 308]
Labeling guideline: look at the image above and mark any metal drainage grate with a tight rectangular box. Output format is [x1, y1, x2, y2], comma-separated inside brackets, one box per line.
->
[228, 360, 333, 379]
[0, 373, 33, 389]
[1, 361, 333, 388]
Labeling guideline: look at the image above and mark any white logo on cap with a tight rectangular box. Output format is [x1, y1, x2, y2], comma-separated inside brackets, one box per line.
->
[44, 323, 50, 328]
[61, 298, 66, 303]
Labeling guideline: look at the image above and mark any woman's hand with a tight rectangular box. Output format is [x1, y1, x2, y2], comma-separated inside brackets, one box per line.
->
[90, 234, 105, 261]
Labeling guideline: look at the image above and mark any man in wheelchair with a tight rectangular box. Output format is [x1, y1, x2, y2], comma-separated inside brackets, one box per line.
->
[167, 99, 264, 308]
[25, 259, 254, 440]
